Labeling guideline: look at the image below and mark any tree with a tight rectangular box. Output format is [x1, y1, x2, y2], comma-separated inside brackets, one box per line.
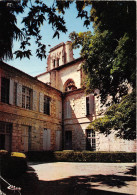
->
[0, 0, 69, 60]
[69, 1, 136, 140]
[0, 0, 90, 61]
[88, 90, 136, 140]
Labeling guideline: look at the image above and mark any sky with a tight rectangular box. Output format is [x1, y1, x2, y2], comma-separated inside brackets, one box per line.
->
[5, 1, 93, 77]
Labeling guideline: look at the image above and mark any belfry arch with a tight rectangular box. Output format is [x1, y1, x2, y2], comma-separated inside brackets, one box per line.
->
[64, 79, 77, 92]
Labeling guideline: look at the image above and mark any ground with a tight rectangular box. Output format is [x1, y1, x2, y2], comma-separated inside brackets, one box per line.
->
[1, 162, 136, 195]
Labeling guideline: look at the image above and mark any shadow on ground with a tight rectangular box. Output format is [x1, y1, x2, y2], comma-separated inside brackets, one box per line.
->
[1, 165, 136, 195]
[124, 165, 136, 176]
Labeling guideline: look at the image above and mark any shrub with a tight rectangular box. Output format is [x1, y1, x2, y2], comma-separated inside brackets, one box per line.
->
[26, 150, 136, 163]
[26, 151, 55, 162]
[0, 151, 27, 178]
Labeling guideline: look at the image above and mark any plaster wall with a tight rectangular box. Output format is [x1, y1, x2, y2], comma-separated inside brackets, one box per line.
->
[37, 72, 50, 85]
[58, 62, 82, 91]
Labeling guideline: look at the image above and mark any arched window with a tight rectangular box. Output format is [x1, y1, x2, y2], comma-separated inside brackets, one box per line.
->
[64, 79, 77, 92]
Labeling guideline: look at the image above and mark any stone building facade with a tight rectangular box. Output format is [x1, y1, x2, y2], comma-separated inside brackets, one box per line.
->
[0, 41, 136, 152]
[0, 62, 62, 152]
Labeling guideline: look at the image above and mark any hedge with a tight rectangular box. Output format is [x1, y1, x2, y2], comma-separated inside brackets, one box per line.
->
[0, 150, 27, 178]
[26, 151, 136, 163]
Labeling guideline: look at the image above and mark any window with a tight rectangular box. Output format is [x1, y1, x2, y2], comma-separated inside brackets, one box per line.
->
[57, 58, 59, 67]
[22, 86, 32, 109]
[1, 77, 9, 104]
[64, 79, 77, 92]
[86, 97, 90, 115]
[0, 121, 12, 151]
[86, 129, 96, 151]
[44, 96, 50, 115]
[53, 59, 56, 68]
[65, 131, 72, 149]
[86, 95, 95, 116]
[13, 82, 17, 105]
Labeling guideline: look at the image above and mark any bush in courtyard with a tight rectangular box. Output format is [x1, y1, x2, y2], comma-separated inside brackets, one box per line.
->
[26, 151, 56, 162]
[0, 150, 27, 178]
[26, 150, 136, 163]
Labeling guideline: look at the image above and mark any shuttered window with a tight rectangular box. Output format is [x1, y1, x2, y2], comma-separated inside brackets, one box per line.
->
[44, 96, 51, 115]
[22, 86, 32, 109]
[1, 77, 9, 104]
[13, 82, 17, 105]
[86, 97, 90, 115]
[86, 95, 95, 115]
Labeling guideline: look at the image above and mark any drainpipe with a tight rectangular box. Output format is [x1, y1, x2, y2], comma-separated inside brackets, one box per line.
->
[61, 93, 65, 150]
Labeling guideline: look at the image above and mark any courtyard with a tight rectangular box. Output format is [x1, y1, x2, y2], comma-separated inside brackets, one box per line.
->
[3, 162, 136, 195]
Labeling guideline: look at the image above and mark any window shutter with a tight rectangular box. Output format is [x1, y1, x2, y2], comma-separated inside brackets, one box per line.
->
[39, 92, 44, 113]
[83, 96, 87, 116]
[67, 101, 71, 118]
[17, 83, 22, 107]
[89, 94, 95, 115]
[9, 79, 14, 105]
[56, 130, 61, 150]
[33, 90, 37, 111]
[47, 129, 51, 150]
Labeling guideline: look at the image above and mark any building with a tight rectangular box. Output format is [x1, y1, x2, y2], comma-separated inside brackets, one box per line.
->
[0, 41, 136, 152]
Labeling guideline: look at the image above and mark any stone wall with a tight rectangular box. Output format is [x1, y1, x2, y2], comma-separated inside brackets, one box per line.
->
[0, 62, 62, 152]
[63, 89, 136, 152]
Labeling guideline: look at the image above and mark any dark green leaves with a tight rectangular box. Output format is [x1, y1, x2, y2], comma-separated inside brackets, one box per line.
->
[14, 50, 32, 59]
[69, 2, 136, 140]
[0, 0, 68, 61]
[90, 91, 136, 140]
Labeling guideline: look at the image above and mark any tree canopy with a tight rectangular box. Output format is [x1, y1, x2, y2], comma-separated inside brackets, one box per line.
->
[69, 1, 136, 140]
[70, 1, 136, 103]
[0, 0, 91, 60]
[88, 90, 136, 140]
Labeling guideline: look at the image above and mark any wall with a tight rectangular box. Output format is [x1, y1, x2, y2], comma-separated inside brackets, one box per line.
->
[58, 61, 82, 91]
[63, 89, 136, 152]
[37, 72, 50, 85]
[63, 89, 95, 150]
[47, 41, 74, 71]
[0, 62, 62, 152]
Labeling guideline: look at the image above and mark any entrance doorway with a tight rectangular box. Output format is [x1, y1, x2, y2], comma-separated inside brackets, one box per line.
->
[65, 131, 72, 149]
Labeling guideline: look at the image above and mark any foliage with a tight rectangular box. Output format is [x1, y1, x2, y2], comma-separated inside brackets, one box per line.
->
[11, 152, 26, 158]
[89, 91, 136, 140]
[1, 151, 27, 178]
[0, 1, 23, 60]
[69, 1, 136, 140]
[0, 0, 67, 60]
[0, 0, 93, 61]
[26, 150, 136, 163]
